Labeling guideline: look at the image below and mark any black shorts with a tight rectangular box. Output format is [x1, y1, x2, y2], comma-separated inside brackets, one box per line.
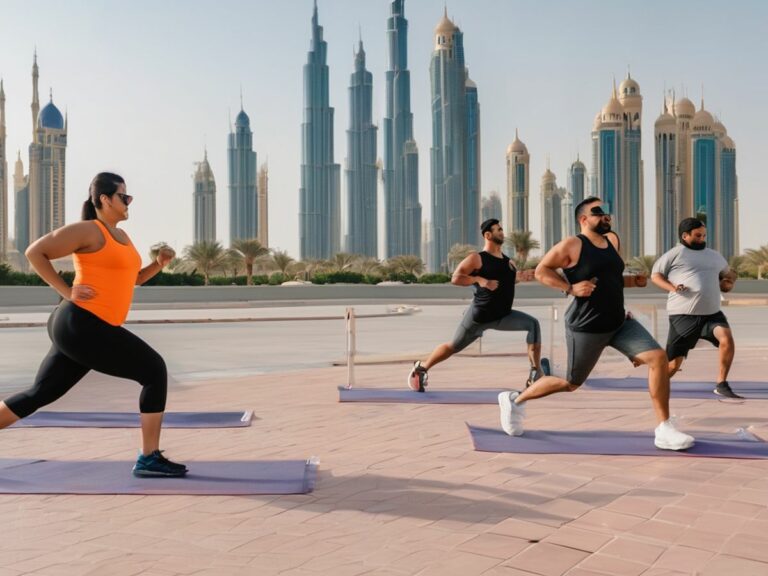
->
[666, 311, 730, 360]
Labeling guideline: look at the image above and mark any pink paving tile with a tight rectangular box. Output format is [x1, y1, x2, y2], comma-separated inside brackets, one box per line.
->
[457, 533, 532, 559]
[624, 520, 684, 543]
[542, 528, 613, 553]
[720, 533, 768, 563]
[568, 510, 646, 534]
[575, 553, 648, 576]
[674, 528, 729, 552]
[654, 545, 715, 572]
[503, 543, 590, 576]
[487, 518, 557, 541]
[697, 555, 768, 576]
[599, 537, 666, 564]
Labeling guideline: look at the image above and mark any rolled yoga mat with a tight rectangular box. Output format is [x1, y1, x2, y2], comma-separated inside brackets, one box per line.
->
[0, 458, 318, 495]
[10, 411, 254, 428]
[584, 377, 768, 399]
[467, 424, 768, 459]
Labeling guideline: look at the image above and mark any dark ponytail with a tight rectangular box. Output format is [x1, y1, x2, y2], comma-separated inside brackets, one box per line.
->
[81, 172, 126, 221]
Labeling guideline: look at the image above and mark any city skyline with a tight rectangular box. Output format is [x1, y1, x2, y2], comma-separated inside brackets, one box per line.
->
[0, 0, 765, 264]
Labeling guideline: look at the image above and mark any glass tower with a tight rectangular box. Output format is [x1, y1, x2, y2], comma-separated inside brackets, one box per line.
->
[194, 151, 217, 244]
[299, 1, 341, 260]
[228, 108, 257, 244]
[506, 131, 529, 233]
[345, 40, 378, 257]
[383, 0, 421, 258]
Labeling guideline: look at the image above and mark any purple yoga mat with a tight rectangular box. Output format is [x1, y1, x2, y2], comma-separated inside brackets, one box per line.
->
[468, 424, 768, 459]
[10, 411, 253, 428]
[584, 377, 768, 399]
[338, 386, 505, 404]
[0, 458, 318, 494]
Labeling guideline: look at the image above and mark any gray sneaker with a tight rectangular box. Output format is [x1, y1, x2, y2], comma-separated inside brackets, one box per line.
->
[714, 381, 744, 399]
[498, 391, 525, 436]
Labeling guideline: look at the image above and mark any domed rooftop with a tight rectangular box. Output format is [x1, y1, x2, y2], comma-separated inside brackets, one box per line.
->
[602, 94, 623, 120]
[434, 8, 457, 35]
[541, 168, 556, 183]
[592, 112, 603, 131]
[721, 135, 736, 149]
[619, 74, 640, 97]
[571, 158, 586, 170]
[235, 109, 250, 127]
[692, 108, 714, 131]
[507, 130, 527, 155]
[655, 110, 676, 128]
[38, 99, 64, 130]
[713, 119, 726, 136]
[674, 97, 695, 118]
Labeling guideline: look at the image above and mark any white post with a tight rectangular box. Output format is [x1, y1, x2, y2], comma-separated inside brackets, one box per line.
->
[345, 307, 356, 389]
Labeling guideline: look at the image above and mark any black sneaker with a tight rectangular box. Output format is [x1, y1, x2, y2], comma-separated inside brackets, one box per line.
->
[541, 357, 551, 376]
[132, 450, 188, 477]
[714, 381, 744, 400]
[407, 361, 429, 392]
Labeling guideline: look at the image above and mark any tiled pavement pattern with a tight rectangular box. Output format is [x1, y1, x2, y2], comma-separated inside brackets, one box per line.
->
[1, 343, 767, 575]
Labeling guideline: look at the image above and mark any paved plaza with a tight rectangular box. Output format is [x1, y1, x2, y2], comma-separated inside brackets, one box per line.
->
[1, 298, 767, 575]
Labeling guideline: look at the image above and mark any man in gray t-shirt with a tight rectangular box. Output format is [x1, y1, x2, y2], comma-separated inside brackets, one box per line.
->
[651, 218, 740, 398]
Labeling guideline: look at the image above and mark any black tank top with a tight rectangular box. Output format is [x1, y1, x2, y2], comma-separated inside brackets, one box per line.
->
[470, 251, 517, 323]
[562, 234, 625, 332]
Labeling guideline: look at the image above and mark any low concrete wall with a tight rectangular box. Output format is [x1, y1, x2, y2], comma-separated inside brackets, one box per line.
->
[2, 280, 766, 308]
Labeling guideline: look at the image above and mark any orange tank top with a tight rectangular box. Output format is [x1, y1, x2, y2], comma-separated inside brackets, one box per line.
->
[72, 220, 142, 326]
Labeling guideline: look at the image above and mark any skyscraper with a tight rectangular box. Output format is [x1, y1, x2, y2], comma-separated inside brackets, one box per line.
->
[228, 106, 257, 244]
[258, 162, 269, 247]
[0, 79, 7, 261]
[382, 0, 421, 258]
[13, 152, 29, 259]
[193, 150, 216, 244]
[591, 74, 643, 258]
[506, 130, 529, 233]
[481, 192, 502, 222]
[345, 39, 378, 257]
[299, 0, 341, 260]
[653, 94, 737, 258]
[541, 167, 562, 252]
[28, 54, 66, 245]
[429, 9, 481, 271]
[568, 156, 586, 208]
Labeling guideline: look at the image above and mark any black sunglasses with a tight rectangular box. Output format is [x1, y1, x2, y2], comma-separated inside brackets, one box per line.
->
[116, 192, 133, 206]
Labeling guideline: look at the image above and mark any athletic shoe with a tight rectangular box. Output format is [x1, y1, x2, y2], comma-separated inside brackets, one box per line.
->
[526, 365, 545, 388]
[407, 361, 429, 392]
[654, 420, 695, 451]
[132, 450, 188, 477]
[714, 381, 744, 399]
[498, 391, 526, 436]
[540, 357, 551, 376]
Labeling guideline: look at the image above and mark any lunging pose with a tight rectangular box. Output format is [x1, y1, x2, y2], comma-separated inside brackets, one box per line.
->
[0, 172, 187, 477]
[408, 219, 544, 392]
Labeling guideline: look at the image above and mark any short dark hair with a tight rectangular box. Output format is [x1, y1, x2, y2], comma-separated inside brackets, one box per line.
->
[574, 196, 602, 221]
[480, 218, 499, 235]
[678, 217, 705, 240]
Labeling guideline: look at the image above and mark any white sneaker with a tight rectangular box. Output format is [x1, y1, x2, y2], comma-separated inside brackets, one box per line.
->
[498, 391, 525, 436]
[654, 420, 695, 451]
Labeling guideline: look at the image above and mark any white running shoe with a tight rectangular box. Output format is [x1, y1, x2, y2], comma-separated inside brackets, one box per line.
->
[407, 361, 428, 392]
[498, 391, 525, 436]
[654, 420, 695, 451]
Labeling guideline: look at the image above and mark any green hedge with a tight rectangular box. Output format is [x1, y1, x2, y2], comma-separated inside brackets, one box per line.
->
[417, 273, 451, 284]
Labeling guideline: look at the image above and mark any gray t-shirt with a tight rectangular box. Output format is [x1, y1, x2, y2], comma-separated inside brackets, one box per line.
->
[652, 244, 729, 316]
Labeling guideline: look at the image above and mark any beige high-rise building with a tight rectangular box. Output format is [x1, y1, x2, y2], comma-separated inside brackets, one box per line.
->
[257, 162, 269, 247]
[506, 129, 529, 233]
[0, 79, 7, 261]
[540, 166, 563, 252]
[28, 54, 67, 244]
[193, 150, 216, 244]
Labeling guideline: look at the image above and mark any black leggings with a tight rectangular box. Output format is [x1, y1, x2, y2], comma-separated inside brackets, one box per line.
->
[5, 301, 167, 418]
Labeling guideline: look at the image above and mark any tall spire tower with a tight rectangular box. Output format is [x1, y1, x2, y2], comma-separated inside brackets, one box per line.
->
[344, 38, 378, 257]
[0, 79, 7, 260]
[383, 0, 421, 258]
[31, 51, 39, 143]
[299, 0, 341, 259]
[193, 149, 217, 244]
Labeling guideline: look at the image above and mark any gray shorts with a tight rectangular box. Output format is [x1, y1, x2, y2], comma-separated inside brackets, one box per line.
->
[451, 308, 541, 353]
[566, 317, 662, 386]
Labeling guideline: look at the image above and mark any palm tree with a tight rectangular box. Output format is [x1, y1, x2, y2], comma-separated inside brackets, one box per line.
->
[232, 239, 270, 285]
[328, 252, 359, 273]
[447, 244, 477, 270]
[270, 249, 295, 276]
[223, 249, 245, 278]
[182, 241, 226, 285]
[744, 245, 768, 279]
[627, 255, 657, 276]
[386, 255, 424, 277]
[355, 257, 382, 276]
[505, 230, 540, 268]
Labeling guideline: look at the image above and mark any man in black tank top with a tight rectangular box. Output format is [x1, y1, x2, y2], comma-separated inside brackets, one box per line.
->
[407, 219, 545, 392]
[497, 198, 696, 451]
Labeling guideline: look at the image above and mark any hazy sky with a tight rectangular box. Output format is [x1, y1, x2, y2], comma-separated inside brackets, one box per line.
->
[1, 0, 766, 261]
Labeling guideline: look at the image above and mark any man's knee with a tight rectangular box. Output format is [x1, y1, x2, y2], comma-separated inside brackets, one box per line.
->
[636, 348, 667, 368]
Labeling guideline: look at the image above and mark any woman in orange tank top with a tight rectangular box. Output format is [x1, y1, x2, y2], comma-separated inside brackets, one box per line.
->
[0, 172, 187, 477]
